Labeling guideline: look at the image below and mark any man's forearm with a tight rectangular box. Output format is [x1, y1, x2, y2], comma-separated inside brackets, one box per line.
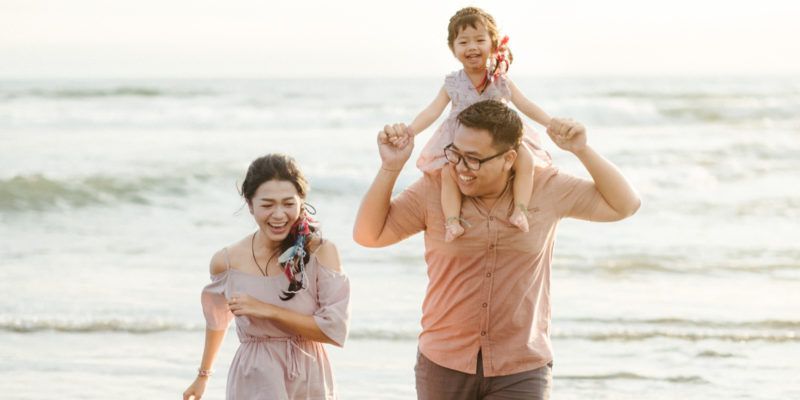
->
[352, 167, 402, 246]
[574, 145, 641, 217]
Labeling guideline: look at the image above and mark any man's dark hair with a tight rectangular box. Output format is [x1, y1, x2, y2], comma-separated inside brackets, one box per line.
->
[456, 99, 523, 151]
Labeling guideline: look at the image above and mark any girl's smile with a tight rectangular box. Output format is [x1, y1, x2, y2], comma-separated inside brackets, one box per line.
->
[452, 23, 494, 72]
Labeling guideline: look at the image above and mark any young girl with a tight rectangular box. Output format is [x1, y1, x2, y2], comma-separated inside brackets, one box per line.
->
[183, 154, 350, 400]
[396, 7, 552, 242]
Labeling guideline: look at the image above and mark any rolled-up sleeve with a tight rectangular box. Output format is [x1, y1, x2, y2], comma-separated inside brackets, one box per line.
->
[549, 169, 603, 220]
[313, 265, 351, 347]
[385, 175, 429, 239]
[200, 272, 234, 331]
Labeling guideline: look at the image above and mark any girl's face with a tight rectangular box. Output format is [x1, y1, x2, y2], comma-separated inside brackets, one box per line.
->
[452, 23, 494, 72]
[248, 179, 303, 244]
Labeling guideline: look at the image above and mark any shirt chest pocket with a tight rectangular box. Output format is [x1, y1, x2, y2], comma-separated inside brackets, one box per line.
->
[499, 206, 551, 255]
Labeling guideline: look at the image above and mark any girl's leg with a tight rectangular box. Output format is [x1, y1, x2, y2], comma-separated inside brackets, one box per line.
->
[441, 165, 465, 242]
[510, 143, 534, 232]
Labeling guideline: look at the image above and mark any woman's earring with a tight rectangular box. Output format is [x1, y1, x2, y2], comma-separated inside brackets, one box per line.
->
[303, 203, 317, 216]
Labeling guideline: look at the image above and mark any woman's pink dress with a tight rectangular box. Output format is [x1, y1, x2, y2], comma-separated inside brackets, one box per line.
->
[201, 248, 350, 399]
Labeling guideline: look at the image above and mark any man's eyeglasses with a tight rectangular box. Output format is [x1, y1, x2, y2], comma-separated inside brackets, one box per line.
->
[443, 143, 510, 171]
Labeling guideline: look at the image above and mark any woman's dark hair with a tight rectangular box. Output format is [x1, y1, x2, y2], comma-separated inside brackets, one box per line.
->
[240, 154, 319, 301]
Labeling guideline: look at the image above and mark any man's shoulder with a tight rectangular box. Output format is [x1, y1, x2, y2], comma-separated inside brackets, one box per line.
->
[532, 164, 586, 198]
[411, 170, 441, 193]
[533, 165, 561, 187]
[395, 171, 438, 207]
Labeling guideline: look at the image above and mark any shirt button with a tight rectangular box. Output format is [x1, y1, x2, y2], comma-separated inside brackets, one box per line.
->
[481, 331, 487, 336]
[486, 272, 492, 278]
[482, 303, 488, 308]
[489, 216, 494, 221]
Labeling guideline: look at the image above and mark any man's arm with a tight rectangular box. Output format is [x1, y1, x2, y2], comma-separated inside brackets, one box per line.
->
[548, 118, 641, 222]
[353, 123, 416, 248]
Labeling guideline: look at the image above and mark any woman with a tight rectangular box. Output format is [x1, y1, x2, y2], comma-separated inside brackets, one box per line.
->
[183, 154, 350, 400]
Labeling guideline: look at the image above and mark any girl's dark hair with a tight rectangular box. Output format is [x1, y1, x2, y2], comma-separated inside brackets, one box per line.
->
[447, 7, 513, 64]
[240, 154, 319, 301]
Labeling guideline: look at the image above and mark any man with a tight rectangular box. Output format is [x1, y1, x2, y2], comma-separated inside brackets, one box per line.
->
[353, 100, 640, 399]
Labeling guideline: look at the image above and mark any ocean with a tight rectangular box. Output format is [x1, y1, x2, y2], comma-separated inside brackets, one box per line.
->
[1, 76, 798, 399]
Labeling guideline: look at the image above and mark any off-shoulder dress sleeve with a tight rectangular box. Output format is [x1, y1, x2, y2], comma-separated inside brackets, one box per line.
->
[200, 271, 234, 331]
[312, 260, 351, 347]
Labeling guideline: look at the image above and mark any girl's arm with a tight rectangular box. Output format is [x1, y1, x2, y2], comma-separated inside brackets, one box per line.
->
[508, 78, 552, 128]
[228, 242, 345, 346]
[409, 86, 450, 136]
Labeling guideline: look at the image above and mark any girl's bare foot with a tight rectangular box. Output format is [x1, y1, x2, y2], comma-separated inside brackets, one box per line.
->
[510, 204, 530, 232]
[444, 217, 465, 242]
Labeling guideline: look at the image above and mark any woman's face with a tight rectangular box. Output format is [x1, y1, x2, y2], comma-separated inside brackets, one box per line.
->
[248, 179, 303, 243]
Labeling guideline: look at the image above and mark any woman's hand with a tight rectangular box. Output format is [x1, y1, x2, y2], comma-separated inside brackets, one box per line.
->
[228, 293, 277, 319]
[183, 376, 208, 400]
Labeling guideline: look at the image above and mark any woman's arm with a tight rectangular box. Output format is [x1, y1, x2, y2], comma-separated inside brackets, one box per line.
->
[508, 78, 552, 127]
[183, 253, 232, 400]
[198, 328, 227, 374]
[228, 242, 345, 345]
[200, 251, 232, 367]
[408, 86, 450, 136]
[182, 328, 227, 400]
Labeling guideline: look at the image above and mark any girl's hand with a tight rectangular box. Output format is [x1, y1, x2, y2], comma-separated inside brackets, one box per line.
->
[383, 125, 412, 149]
[388, 133, 409, 148]
[546, 118, 587, 154]
[183, 377, 208, 400]
[228, 293, 276, 319]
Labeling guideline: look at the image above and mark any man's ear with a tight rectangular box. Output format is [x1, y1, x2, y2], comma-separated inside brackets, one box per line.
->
[503, 149, 518, 171]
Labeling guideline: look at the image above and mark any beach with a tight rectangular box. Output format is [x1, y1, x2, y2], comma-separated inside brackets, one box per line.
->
[1, 76, 799, 399]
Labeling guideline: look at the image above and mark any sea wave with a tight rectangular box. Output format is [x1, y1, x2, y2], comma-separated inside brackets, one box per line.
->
[696, 350, 736, 358]
[557, 255, 800, 276]
[0, 317, 423, 338]
[565, 317, 800, 330]
[2, 86, 215, 100]
[0, 173, 214, 211]
[0, 317, 199, 333]
[552, 96, 800, 126]
[2, 79, 798, 131]
[601, 90, 800, 101]
[558, 372, 708, 384]
[558, 330, 797, 343]
[0, 172, 367, 212]
[3, 317, 796, 343]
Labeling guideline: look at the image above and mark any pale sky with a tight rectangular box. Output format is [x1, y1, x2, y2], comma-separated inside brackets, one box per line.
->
[1, 0, 799, 78]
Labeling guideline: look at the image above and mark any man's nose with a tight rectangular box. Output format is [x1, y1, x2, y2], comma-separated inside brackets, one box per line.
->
[454, 160, 470, 173]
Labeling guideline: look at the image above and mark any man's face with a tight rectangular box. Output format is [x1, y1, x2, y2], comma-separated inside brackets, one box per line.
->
[449, 125, 516, 198]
